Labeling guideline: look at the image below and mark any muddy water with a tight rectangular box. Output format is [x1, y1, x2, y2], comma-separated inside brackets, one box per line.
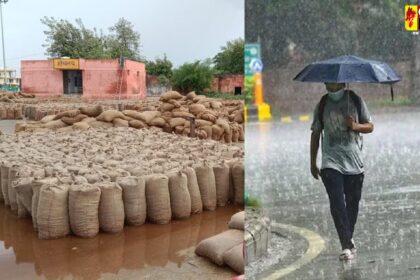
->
[0, 204, 242, 280]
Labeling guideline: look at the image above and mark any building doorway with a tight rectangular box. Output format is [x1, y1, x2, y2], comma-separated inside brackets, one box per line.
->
[234, 86, 242, 95]
[63, 70, 83, 94]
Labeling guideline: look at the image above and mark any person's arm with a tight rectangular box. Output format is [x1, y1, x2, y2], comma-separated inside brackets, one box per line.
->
[310, 130, 321, 180]
[346, 116, 374, 134]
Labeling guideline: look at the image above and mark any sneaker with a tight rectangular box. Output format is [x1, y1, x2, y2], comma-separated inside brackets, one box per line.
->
[350, 239, 357, 254]
[339, 249, 354, 261]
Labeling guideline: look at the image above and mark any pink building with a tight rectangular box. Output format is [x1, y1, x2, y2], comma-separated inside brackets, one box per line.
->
[211, 74, 244, 95]
[21, 58, 146, 99]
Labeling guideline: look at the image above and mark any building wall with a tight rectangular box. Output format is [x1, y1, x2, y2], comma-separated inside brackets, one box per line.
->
[211, 74, 244, 94]
[21, 60, 63, 97]
[21, 59, 146, 100]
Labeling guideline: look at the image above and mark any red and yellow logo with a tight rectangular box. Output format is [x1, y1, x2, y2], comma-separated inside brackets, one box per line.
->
[405, 5, 419, 31]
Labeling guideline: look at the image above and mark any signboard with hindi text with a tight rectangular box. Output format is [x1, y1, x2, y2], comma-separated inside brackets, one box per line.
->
[53, 58, 80, 70]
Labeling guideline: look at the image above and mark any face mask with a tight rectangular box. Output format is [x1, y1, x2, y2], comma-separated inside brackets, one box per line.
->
[328, 88, 344, 101]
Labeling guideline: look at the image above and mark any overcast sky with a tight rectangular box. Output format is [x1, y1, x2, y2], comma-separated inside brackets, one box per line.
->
[3, 0, 243, 75]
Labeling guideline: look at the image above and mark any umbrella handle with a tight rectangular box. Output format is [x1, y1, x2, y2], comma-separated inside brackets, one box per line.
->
[391, 84, 394, 101]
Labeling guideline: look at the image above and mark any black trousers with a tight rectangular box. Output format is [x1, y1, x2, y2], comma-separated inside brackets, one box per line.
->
[320, 168, 364, 250]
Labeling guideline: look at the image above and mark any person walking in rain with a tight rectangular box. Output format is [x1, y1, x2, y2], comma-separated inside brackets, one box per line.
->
[310, 82, 374, 261]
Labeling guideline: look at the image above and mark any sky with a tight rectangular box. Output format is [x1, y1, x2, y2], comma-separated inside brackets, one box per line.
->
[2, 0, 244, 75]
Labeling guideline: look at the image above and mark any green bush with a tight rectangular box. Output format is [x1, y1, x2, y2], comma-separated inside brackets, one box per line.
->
[171, 61, 214, 94]
[202, 92, 244, 100]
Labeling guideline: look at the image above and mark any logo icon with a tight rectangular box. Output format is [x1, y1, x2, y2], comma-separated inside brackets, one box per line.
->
[405, 5, 419, 31]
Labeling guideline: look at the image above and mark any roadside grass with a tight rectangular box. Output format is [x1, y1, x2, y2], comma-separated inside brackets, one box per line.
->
[367, 96, 415, 108]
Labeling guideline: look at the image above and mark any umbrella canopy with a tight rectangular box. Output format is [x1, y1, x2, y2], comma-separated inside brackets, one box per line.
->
[293, 55, 401, 84]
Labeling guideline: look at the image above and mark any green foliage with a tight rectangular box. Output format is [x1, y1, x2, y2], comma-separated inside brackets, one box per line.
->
[367, 96, 414, 108]
[202, 92, 244, 100]
[213, 38, 245, 74]
[41, 17, 140, 60]
[171, 61, 214, 94]
[145, 54, 173, 79]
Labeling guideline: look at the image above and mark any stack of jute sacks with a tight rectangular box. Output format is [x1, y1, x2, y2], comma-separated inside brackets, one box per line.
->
[195, 211, 245, 274]
[0, 128, 244, 239]
[15, 91, 244, 143]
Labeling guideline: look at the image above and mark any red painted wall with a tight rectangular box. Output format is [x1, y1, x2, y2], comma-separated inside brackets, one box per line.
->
[211, 74, 244, 93]
[21, 60, 63, 97]
[21, 59, 146, 100]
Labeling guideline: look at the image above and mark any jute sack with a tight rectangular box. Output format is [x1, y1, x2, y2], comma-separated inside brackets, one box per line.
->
[79, 105, 103, 117]
[145, 175, 171, 224]
[96, 110, 125, 122]
[43, 119, 68, 130]
[1, 165, 10, 205]
[72, 121, 90, 131]
[117, 176, 146, 226]
[168, 172, 191, 219]
[213, 164, 230, 207]
[53, 109, 80, 120]
[129, 119, 147, 129]
[222, 243, 244, 274]
[7, 166, 19, 213]
[69, 184, 101, 238]
[194, 164, 217, 211]
[37, 184, 70, 239]
[232, 162, 244, 205]
[17, 194, 30, 218]
[31, 177, 59, 231]
[228, 211, 245, 230]
[0, 167, 2, 203]
[98, 182, 125, 233]
[182, 167, 202, 214]
[113, 118, 129, 127]
[195, 229, 244, 266]
[13, 177, 33, 214]
[89, 120, 113, 129]
[160, 91, 183, 101]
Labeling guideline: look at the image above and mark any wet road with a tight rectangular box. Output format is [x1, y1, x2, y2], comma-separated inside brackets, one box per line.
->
[246, 110, 420, 280]
[0, 204, 241, 280]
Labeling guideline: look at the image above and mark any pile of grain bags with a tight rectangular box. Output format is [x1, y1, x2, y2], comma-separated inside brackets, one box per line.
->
[195, 211, 245, 274]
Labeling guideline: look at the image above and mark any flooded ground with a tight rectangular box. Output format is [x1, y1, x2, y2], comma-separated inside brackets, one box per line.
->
[0, 204, 241, 280]
[246, 109, 420, 279]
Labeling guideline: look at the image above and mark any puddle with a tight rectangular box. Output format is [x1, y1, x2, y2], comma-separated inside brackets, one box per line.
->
[0, 204, 242, 280]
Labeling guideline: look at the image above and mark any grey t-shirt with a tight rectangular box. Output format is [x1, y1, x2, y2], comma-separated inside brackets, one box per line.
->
[311, 92, 372, 175]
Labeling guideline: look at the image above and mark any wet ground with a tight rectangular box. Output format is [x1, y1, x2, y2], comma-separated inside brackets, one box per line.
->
[246, 109, 420, 280]
[0, 204, 241, 280]
[0, 120, 16, 134]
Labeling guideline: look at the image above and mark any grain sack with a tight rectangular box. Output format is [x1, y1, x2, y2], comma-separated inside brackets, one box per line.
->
[232, 163, 244, 205]
[194, 164, 217, 211]
[1, 165, 10, 205]
[149, 117, 166, 127]
[113, 118, 129, 127]
[195, 229, 244, 266]
[169, 117, 186, 128]
[224, 129, 233, 144]
[201, 125, 213, 140]
[222, 243, 244, 274]
[17, 195, 30, 218]
[145, 175, 171, 224]
[8, 166, 19, 213]
[72, 122, 90, 131]
[0, 168, 2, 203]
[69, 184, 101, 238]
[172, 111, 194, 119]
[228, 211, 245, 230]
[234, 110, 244, 124]
[238, 125, 244, 141]
[182, 167, 202, 214]
[129, 119, 147, 129]
[80, 105, 103, 117]
[160, 103, 175, 112]
[61, 114, 88, 125]
[98, 182, 125, 233]
[43, 120, 68, 130]
[40, 115, 56, 123]
[57, 126, 74, 133]
[81, 117, 97, 123]
[122, 110, 144, 120]
[212, 124, 224, 141]
[213, 164, 230, 207]
[89, 120, 113, 129]
[31, 177, 59, 231]
[210, 101, 222, 109]
[160, 91, 183, 101]
[117, 176, 146, 226]
[216, 118, 230, 132]
[186, 91, 197, 100]
[37, 184, 70, 239]
[168, 172, 191, 219]
[53, 109, 81, 120]
[196, 119, 213, 128]
[198, 111, 217, 123]
[96, 110, 125, 122]
[13, 177, 33, 214]
[138, 111, 160, 124]
[189, 104, 206, 116]
[167, 99, 181, 108]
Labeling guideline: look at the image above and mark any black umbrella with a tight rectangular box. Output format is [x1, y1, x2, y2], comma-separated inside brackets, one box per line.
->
[293, 55, 401, 100]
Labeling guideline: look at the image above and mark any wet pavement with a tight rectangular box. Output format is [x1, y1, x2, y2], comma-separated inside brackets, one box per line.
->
[0, 204, 242, 280]
[246, 110, 420, 280]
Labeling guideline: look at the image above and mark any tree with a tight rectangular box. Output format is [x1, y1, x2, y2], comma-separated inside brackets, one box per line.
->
[213, 38, 244, 74]
[145, 54, 173, 78]
[107, 18, 141, 60]
[172, 60, 214, 94]
[41, 17, 141, 60]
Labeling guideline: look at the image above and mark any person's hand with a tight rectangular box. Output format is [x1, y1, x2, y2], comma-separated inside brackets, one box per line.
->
[346, 115, 357, 131]
[311, 164, 320, 180]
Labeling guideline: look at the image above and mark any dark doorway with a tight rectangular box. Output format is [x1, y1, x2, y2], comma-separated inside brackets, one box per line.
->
[63, 70, 83, 94]
[234, 86, 242, 95]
